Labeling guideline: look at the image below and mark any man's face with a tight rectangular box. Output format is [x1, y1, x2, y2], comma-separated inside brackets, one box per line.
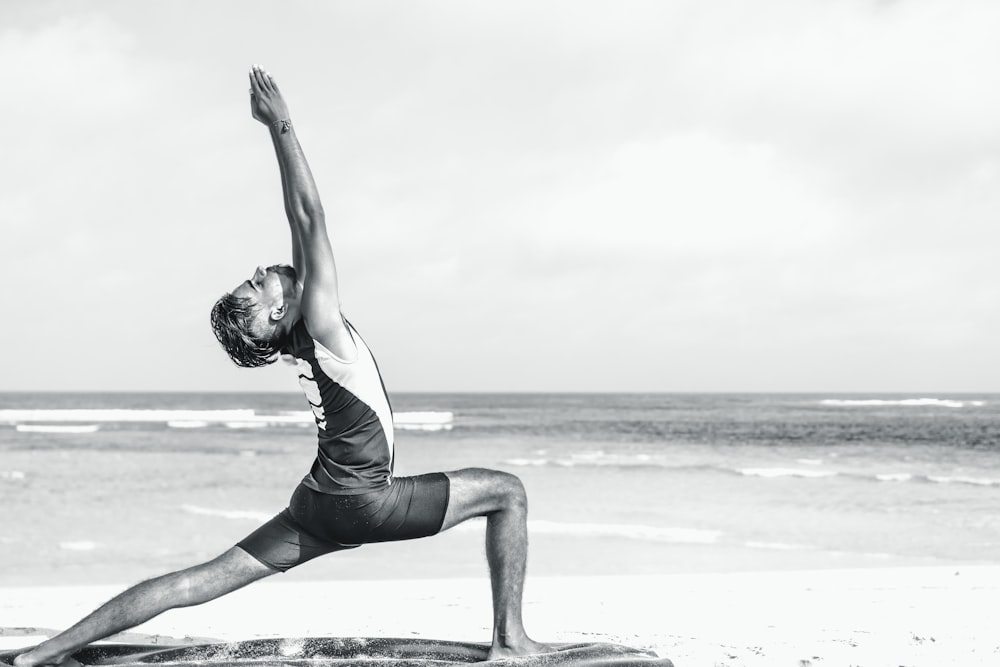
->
[232, 264, 296, 299]
[231, 264, 298, 331]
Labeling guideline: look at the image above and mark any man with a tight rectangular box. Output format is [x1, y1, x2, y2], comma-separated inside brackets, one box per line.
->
[14, 66, 547, 667]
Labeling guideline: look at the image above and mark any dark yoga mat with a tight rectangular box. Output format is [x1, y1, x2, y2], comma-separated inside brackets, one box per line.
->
[0, 637, 673, 667]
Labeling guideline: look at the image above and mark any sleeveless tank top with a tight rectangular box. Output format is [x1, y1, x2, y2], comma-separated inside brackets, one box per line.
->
[282, 318, 394, 495]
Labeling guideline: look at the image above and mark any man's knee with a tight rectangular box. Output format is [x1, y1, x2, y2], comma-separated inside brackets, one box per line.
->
[131, 569, 196, 608]
[156, 548, 272, 608]
[464, 467, 526, 511]
[442, 468, 528, 528]
[152, 567, 203, 608]
[496, 470, 527, 512]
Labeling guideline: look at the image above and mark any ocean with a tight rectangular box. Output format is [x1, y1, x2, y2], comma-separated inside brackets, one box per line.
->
[2, 392, 999, 587]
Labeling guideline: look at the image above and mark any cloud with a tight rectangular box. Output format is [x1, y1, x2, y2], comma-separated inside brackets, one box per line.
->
[3, 1, 999, 391]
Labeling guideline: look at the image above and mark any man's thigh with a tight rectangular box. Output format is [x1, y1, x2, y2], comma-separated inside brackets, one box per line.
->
[236, 505, 355, 572]
[440, 468, 525, 532]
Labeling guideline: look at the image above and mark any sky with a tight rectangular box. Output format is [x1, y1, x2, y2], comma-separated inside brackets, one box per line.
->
[1, 0, 998, 393]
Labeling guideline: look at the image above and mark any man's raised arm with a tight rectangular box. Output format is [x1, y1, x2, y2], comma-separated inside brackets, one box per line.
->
[249, 65, 353, 357]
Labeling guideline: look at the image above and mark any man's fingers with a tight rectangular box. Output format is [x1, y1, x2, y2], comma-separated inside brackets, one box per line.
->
[250, 63, 278, 94]
[248, 67, 261, 95]
[253, 65, 269, 92]
[250, 65, 264, 94]
[249, 64, 281, 98]
[260, 68, 276, 94]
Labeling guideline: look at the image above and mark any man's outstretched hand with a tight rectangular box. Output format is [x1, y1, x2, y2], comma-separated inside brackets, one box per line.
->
[249, 64, 290, 126]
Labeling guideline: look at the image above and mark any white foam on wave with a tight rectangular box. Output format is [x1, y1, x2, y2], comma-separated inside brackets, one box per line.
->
[0, 409, 259, 423]
[393, 411, 454, 432]
[532, 520, 721, 544]
[740, 467, 837, 479]
[16, 424, 99, 434]
[224, 421, 269, 429]
[796, 458, 823, 465]
[453, 518, 721, 544]
[875, 473, 913, 482]
[181, 504, 271, 523]
[59, 541, 98, 551]
[819, 398, 980, 408]
[0, 409, 455, 430]
[0, 470, 26, 480]
[168, 420, 209, 429]
[396, 424, 453, 431]
[504, 458, 549, 466]
[506, 450, 658, 469]
[927, 475, 1000, 487]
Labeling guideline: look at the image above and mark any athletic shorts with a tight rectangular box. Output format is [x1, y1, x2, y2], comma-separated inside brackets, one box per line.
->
[237, 472, 450, 571]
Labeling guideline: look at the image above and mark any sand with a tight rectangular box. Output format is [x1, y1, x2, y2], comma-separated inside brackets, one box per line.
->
[2, 566, 998, 666]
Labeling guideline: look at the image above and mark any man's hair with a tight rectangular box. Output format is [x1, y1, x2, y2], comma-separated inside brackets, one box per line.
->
[210, 293, 284, 368]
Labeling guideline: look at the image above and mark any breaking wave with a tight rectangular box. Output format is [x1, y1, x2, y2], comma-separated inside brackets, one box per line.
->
[738, 467, 837, 479]
[15, 424, 99, 434]
[819, 398, 986, 408]
[502, 455, 1000, 490]
[453, 518, 722, 544]
[0, 409, 454, 431]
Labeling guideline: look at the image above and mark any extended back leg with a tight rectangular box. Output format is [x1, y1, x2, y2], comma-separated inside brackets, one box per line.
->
[14, 547, 275, 667]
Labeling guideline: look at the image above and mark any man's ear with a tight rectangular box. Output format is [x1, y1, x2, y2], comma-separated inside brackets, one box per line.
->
[270, 303, 287, 322]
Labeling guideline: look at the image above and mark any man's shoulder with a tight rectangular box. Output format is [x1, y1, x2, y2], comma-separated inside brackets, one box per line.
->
[302, 313, 359, 363]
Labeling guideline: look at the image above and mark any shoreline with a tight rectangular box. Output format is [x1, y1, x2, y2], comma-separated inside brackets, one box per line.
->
[3, 566, 998, 666]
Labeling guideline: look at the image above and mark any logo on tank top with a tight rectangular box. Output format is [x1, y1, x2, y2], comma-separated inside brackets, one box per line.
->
[295, 360, 327, 430]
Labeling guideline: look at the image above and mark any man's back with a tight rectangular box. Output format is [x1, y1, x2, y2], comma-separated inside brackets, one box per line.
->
[282, 318, 395, 494]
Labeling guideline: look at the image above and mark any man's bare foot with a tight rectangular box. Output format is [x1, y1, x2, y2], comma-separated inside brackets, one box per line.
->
[13, 648, 81, 667]
[487, 637, 555, 660]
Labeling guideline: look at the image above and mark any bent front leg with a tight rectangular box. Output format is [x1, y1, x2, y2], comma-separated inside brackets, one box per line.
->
[440, 468, 550, 659]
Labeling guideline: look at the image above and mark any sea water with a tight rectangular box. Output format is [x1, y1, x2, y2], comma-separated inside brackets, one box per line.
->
[1, 392, 999, 586]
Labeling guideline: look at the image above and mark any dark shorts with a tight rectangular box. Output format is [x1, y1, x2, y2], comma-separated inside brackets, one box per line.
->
[237, 473, 451, 571]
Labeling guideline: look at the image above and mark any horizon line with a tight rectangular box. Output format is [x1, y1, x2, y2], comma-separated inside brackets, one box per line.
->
[1, 389, 998, 396]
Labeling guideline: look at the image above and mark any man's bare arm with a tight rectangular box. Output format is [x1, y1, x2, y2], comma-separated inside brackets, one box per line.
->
[273, 125, 316, 284]
[249, 65, 354, 357]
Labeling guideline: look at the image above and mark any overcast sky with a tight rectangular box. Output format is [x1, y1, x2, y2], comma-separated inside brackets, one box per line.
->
[2, 0, 998, 393]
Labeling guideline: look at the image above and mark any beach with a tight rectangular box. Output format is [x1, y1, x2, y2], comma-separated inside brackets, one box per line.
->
[3, 392, 1000, 665]
[2, 567, 999, 666]
[6, 0, 1000, 663]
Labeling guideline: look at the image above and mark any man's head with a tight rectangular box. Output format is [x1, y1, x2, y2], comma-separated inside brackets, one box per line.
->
[211, 264, 301, 367]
